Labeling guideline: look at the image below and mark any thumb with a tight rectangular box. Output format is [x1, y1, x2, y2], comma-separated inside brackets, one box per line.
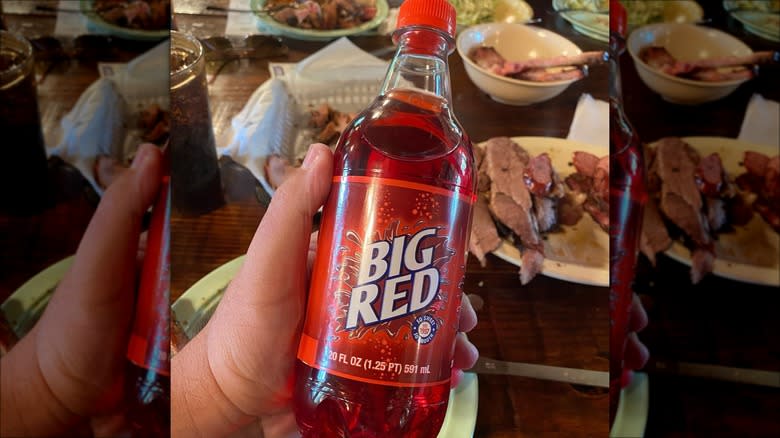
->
[46, 143, 161, 321]
[237, 143, 333, 306]
[36, 143, 162, 415]
[207, 144, 333, 414]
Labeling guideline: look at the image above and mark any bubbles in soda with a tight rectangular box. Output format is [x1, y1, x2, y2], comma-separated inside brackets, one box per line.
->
[294, 85, 475, 438]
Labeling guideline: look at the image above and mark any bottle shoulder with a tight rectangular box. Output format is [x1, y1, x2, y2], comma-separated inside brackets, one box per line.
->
[332, 93, 476, 194]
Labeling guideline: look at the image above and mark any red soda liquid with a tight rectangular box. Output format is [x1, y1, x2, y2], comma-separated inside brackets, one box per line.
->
[608, 105, 646, 426]
[126, 176, 171, 437]
[293, 86, 475, 438]
[125, 362, 170, 437]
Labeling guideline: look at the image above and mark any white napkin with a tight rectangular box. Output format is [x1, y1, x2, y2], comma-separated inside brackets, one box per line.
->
[53, 0, 93, 37]
[295, 37, 388, 82]
[738, 94, 780, 148]
[222, 38, 388, 194]
[95, 40, 170, 112]
[378, 8, 400, 36]
[119, 40, 170, 107]
[226, 0, 397, 37]
[48, 41, 169, 195]
[566, 93, 609, 149]
[221, 79, 296, 196]
[225, 0, 260, 36]
[49, 78, 127, 194]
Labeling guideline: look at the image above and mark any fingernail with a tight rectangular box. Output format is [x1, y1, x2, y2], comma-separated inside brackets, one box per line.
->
[467, 340, 480, 360]
[132, 144, 153, 169]
[467, 293, 484, 312]
[301, 144, 323, 170]
[639, 339, 650, 362]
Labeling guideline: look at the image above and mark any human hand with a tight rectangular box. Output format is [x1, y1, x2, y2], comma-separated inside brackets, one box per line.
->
[172, 143, 479, 437]
[0, 144, 162, 437]
[622, 292, 650, 388]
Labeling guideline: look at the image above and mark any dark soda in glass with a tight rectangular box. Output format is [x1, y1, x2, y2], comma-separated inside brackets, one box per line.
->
[170, 31, 223, 217]
[0, 30, 49, 215]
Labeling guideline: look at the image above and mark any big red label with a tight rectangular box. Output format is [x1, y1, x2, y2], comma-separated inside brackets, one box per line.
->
[298, 176, 474, 387]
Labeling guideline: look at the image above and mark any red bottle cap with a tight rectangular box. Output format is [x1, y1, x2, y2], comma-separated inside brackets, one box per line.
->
[610, 0, 627, 39]
[396, 0, 457, 38]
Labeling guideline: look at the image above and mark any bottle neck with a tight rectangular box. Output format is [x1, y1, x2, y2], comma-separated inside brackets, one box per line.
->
[609, 32, 625, 107]
[609, 31, 640, 156]
[380, 26, 454, 103]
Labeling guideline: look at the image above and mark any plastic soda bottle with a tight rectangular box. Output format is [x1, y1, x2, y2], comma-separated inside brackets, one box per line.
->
[608, 0, 647, 428]
[293, 0, 476, 436]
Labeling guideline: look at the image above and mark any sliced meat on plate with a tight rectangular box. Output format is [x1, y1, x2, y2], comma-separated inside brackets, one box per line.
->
[483, 137, 541, 251]
[654, 137, 712, 247]
[468, 196, 502, 267]
[640, 198, 672, 266]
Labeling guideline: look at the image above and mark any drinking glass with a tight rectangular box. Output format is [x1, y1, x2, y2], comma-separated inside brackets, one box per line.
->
[170, 31, 224, 216]
[0, 30, 49, 215]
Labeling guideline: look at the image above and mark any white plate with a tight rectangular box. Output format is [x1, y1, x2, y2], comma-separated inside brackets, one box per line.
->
[437, 371, 479, 438]
[610, 372, 650, 438]
[0, 256, 74, 338]
[624, 1, 704, 27]
[553, 0, 610, 41]
[80, 0, 169, 41]
[553, 0, 704, 42]
[724, 1, 780, 42]
[481, 136, 609, 287]
[171, 255, 479, 438]
[251, 0, 389, 41]
[741, 18, 780, 42]
[240, 73, 382, 200]
[655, 137, 780, 287]
[570, 20, 610, 42]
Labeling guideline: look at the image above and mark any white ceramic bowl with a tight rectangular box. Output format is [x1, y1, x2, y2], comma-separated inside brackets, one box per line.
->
[456, 23, 584, 106]
[627, 23, 754, 105]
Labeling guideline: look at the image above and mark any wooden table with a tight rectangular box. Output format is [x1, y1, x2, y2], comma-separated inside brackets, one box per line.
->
[621, 3, 780, 437]
[171, 1, 609, 436]
[0, 5, 164, 303]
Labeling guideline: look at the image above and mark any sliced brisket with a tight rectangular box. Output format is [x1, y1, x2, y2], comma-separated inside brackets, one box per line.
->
[654, 137, 712, 246]
[640, 197, 672, 266]
[484, 137, 542, 250]
[468, 196, 502, 267]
